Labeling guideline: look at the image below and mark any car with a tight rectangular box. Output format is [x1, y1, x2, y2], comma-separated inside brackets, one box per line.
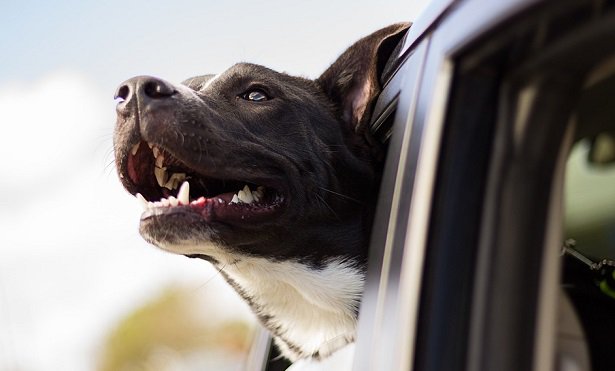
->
[248, 0, 615, 369]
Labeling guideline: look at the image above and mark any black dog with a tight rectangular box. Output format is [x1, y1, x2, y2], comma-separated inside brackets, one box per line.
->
[113, 23, 409, 362]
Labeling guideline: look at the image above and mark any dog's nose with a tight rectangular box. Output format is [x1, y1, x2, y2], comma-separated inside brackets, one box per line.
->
[114, 76, 176, 114]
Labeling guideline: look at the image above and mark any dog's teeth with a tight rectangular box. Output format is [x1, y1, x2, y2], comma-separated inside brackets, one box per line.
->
[148, 142, 154, 149]
[168, 196, 179, 207]
[160, 198, 170, 207]
[191, 196, 206, 206]
[154, 167, 168, 187]
[177, 181, 190, 205]
[237, 186, 254, 204]
[152, 146, 160, 158]
[177, 182, 190, 205]
[253, 186, 264, 202]
[231, 194, 240, 204]
[136, 193, 148, 211]
[155, 154, 165, 168]
[130, 142, 141, 156]
[163, 173, 186, 190]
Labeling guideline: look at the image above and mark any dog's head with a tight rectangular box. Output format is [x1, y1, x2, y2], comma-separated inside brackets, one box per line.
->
[113, 23, 410, 361]
[113, 23, 409, 266]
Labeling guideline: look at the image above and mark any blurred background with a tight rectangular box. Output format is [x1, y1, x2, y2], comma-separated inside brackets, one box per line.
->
[0, 1, 428, 370]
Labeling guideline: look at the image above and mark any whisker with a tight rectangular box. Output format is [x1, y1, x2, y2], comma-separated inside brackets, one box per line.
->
[103, 159, 117, 176]
[314, 193, 340, 220]
[317, 187, 362, 204]
[194, 263, 228, 291]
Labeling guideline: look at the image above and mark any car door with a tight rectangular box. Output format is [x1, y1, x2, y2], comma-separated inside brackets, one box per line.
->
[356, 0, 615, 370]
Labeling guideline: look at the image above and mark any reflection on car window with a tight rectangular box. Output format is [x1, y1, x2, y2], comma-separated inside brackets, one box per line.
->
[565, 135, 615, 259]
[560, 64, 615, 370]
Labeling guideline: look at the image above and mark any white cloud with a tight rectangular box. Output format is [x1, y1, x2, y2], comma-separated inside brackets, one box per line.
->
[0, 72, 112, 190]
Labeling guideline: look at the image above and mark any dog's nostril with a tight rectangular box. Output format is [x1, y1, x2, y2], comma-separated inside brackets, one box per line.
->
[143, 79, 176, 99]
[114, 85, 130, 103]
[114, 76, 176, 109]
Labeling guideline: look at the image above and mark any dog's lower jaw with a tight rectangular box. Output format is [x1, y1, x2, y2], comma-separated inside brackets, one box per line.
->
[156, 239, 364, 362]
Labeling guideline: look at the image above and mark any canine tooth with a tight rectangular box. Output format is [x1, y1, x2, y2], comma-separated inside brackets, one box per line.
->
[168, 196, 179, 207]
[155, 154, 164, 168]
[231, 194, 240, 204]
[136, 193, 148, 210]
[177, 181, 190, 205]
[130, 142, 141, 156]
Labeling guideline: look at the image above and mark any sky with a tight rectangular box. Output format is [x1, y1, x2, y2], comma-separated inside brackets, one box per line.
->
[0, 1, 429, 370]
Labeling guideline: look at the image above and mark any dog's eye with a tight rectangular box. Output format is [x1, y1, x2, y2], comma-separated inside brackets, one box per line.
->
[241, 90, 269, 102]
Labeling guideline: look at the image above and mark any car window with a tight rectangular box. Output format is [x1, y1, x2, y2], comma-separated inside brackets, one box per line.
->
[401, 1, 615, 371]
[561, 63, 615, 371]
[565, 137, 615, 259]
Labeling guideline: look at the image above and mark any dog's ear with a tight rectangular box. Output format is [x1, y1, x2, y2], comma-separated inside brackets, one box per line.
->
[317, 23, 410, 134]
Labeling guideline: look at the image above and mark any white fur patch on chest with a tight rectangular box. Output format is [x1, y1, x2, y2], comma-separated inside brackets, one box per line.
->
[157, 239, 364, 360]
[224, 256, 364, 359]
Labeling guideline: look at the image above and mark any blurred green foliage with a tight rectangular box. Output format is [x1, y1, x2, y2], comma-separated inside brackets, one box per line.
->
[98, 286, 253, 371]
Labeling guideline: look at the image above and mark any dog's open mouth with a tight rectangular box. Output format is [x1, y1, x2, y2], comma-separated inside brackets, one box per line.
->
[123, 140, 285, 224]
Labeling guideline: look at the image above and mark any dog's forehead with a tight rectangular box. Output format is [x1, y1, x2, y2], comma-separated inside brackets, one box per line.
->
[182, 63, 289, 91]
[181, 74, 217, 90]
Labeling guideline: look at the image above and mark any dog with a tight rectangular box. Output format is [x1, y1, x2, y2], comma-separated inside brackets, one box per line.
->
[113, 23, 409, 363]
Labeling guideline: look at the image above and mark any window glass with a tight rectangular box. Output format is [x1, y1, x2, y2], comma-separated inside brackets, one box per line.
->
[565, 134, 615, 259]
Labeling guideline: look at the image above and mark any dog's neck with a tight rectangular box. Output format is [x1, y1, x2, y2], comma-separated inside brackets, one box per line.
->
[218, 255, 364, 361]
[169, 239, 364, 361]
